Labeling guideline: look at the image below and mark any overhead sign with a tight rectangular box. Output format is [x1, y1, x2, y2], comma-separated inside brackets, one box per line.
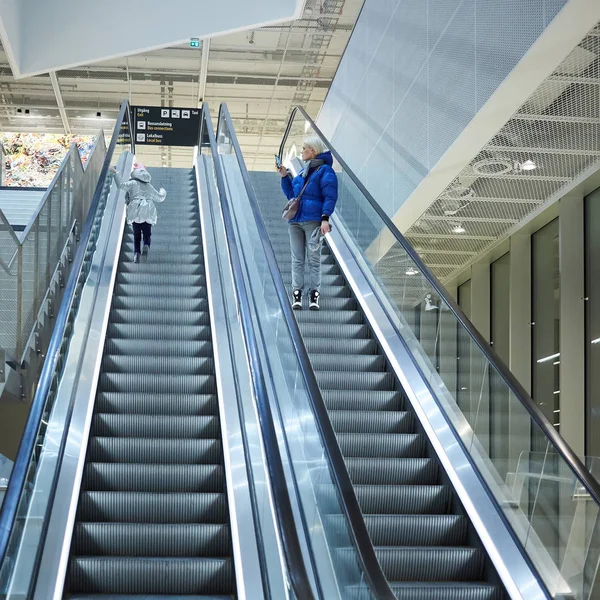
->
[131, 106, 201, 147]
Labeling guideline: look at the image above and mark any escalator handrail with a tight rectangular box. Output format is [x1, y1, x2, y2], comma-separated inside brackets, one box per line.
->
[201, 104, 317, 600]
[218, 102, 397, 600]
[279, 105, 600, 507]
[0, 101, 134, 566]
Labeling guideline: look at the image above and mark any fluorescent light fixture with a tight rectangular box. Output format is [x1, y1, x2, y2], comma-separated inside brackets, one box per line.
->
[553, 361, 560, 365]
[406, 267, 419, 276]
[452, 225, 466, 234]
[592, 338, 600, 345]
[522, 159, 537, 171]
[537, 353, 560, 364]
[553, 390, 560, 395]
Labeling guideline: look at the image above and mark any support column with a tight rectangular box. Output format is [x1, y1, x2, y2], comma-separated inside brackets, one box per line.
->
[559, 194, 585, 458]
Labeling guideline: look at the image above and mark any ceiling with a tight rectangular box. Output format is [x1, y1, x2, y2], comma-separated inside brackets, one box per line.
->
[0, 0, 363, 171]
[398, 21, 600, 283]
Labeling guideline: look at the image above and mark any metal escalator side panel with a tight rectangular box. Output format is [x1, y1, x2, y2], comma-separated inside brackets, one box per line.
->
[4, 152, 135, 600]
[324, 217, 551, 600]
[195, 152, 276, 600]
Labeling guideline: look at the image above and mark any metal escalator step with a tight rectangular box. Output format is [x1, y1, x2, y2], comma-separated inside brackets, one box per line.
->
[326, 514, 468, 546]
[67, 556, 234, 595]
[83, 463, 224, 493]
[316, 371, 395, 391]
[299, 323, 368, 340]
[305, 337, 375, 354]
[106, 324, 211, 341]
[346, 457, 437, 485]
[373, 547, 485, 582]
[310, 354, 386, 372]
[282, 273, 345, 286]
[92, 414, 219, 438]
[69, 595, 234, 600]
[111, 296, 208, 312]
[114, 284, 204, 299]
[354, 485, 450, 514]
[329, 410, 412, 433]
[78, 492, 228, 524]
[346, 582, 502, 600]
[73, 523, 231, 557]
[96, 393, 217, 416]
[88, 437, 222, 464]
[295, 310, 363, 326]
[98, 373, 216, 394]
[110, 309, 211, 327]
[102, 356, 214, 376]
[116, 273, 207, 286]
[103, 339, 213, 358]
[119, 262, 205, 275]
[295, 285, 351, 298]
[322, 390, 405, 412]
[336, 433, 426, 458]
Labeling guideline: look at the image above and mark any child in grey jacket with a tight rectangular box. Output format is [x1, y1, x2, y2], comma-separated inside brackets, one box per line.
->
[110, 166, 167, 263]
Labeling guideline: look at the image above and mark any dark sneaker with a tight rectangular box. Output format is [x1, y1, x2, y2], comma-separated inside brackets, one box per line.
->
[142, 244, 150, 262]
[292, 289, 302, 310]
[309, 290, 320, 311]
[133, 252, 140, 264]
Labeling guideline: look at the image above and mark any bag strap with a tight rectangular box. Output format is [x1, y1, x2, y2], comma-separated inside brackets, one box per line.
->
[296, 166, 321, 201]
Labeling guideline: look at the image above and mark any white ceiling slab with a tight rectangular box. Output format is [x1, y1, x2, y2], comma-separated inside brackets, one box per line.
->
[0, 0, 304, 79]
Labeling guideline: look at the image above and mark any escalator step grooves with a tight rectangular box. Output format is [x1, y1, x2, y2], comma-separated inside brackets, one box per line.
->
[66, 169, 236, 598]
[250, 171, 507, 599]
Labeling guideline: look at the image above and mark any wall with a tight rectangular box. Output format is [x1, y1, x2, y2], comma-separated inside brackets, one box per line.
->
[317, 0, 568, 219]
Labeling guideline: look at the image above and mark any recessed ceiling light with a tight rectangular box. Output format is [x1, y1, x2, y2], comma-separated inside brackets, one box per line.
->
[452, 225, 466, 234]
[405, 267, 419, 276]
[522, 159, 537, 171]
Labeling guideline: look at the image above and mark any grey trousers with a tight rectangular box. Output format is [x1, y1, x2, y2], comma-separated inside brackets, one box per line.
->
[289, 220, 322, 293]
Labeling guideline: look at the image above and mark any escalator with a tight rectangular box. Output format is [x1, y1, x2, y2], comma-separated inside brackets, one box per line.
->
[65, 167, 236, 598]
[250, 171, 505, 600]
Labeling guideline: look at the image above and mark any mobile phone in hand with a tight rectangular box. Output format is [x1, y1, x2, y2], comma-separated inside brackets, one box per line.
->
[274, 155, 282, 168]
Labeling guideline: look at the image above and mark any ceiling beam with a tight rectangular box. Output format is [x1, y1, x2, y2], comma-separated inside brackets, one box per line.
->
[198, 38, 210, 105]
[49, 71, 71, 134]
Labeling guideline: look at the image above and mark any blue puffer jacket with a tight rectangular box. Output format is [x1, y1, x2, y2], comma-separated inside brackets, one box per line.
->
[281, 151, 338, 223]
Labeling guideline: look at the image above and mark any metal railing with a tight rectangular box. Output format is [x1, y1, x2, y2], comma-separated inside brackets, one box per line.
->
[0, 135, 106, 365]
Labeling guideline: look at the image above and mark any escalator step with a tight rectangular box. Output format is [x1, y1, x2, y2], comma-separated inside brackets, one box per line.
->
[305, 337, 376, 354]
[336, 547, 485, 582]
[345, 582, 502, 600]
[316, 371, 396, 391]
[106, 323, 210, 341]
[322, 390, 405, 412]
[346, 457, 437, 485]
[96, 393, 217, 416]
[119, 262, 204, 275]
[83, 463, 225, 493]
[98, 373, 216, 394]
[354, 485, 451, 515]
[88, 438, 222, 464]
[336, 433, 426, 458]
[114, 283, 204, 299]
[102, 356, 214, 376]
[111, 296, 208, 312]
[299, 322, 368, 338]
[91, 414, 220, 438]
[310, 354, 386, 372]
[326, 514, 468, 546]
[117, 272, 206, 286]
[295, 309, 363, 325]
[110, 309, 211, 326]
[78, 492, 228, 523]
[67, 556, 234, 595]
[73, 523, 231, 557]
[329, 410, 411, 433]
[69, 595, 234, 600]
[103, 339, 213, 358]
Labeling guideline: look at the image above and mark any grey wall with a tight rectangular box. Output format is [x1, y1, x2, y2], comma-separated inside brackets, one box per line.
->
[317, 0, 567, 218]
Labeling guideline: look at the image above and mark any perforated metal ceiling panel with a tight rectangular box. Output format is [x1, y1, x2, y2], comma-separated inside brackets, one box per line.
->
[403, 22, 600, 282]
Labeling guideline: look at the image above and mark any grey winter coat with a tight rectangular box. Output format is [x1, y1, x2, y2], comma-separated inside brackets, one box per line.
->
[113, 168, 166, 225]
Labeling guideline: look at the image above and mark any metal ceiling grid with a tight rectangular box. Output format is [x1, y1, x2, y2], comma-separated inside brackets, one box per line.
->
[400, 21, 600, 284]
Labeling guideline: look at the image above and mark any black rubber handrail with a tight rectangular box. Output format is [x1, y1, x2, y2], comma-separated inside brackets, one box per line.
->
[280, 105, 600, 506]
[218, 103, 396, 599]
[0, 100, 133, 567]
[200, 104, 317, 600]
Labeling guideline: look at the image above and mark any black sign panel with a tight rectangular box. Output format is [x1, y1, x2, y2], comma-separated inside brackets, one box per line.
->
[131, 106, 202, 147]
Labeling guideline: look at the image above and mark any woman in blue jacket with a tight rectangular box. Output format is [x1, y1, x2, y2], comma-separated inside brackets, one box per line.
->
[278, 136, 338, 311]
